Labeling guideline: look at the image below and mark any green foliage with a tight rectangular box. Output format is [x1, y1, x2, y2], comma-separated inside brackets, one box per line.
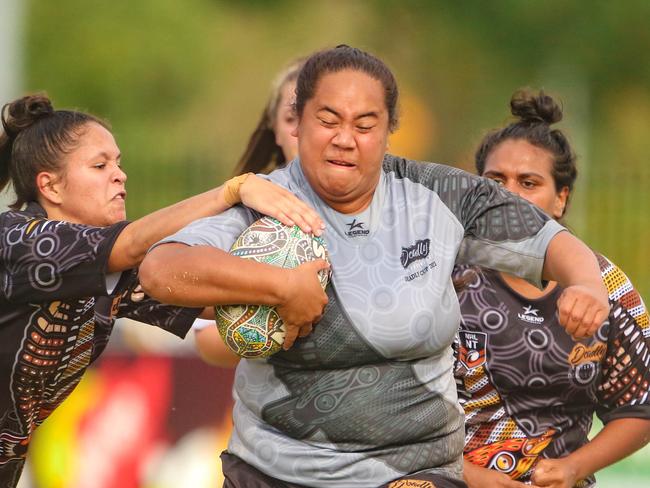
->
[22, 0, 650, 300]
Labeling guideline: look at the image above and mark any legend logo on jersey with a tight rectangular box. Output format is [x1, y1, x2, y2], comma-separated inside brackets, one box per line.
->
[458, 330, 487, 369]
[400, 239, 430, 268]
[345, 219, 370, 238]
[517, 305, 545, 324]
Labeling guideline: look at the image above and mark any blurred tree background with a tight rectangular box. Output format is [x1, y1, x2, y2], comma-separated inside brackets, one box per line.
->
[21, 0, 650, 298]
[5, 0, 650, 486]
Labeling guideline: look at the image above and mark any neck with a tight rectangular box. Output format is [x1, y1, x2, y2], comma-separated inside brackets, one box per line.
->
[499, 272, 557, 299]
[38, 198, 59, 220]
[38, 199, 79, 224]
[324, 191, 374, 215]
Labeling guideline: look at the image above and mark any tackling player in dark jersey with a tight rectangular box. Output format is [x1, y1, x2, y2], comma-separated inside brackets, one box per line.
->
[0, 94, 328, 487]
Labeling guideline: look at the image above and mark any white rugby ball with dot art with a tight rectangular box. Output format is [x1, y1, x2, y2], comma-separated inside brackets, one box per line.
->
[215, 216, 329, 358]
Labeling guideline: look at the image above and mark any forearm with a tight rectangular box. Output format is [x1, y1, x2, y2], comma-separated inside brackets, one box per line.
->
[195, 326, 241, 368]
[109, 187, 229, 272]
[463, 459, 482, 486]
[563, 418, 650, 481]
[542, 231, 604, 294]
[139, 243, 288, 307]
[463, 458, 526, 487]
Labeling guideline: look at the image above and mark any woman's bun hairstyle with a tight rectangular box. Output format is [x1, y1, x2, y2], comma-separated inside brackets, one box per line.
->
[1, 94, 55, 139]
[0, 94, 57, 194]
[0, 93, 106, 209]
[510, 89, 563, 125]
[474, 89, 577, 219]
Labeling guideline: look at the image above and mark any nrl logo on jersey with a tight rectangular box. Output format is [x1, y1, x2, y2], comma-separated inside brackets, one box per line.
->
[457, 330, 487, 369]
[401, 239, 430, 268]
[517, 305, 545, 324]
[345, 218, 370, 238]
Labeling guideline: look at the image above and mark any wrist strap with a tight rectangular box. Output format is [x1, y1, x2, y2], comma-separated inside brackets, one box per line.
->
[223, 172, 253, 206]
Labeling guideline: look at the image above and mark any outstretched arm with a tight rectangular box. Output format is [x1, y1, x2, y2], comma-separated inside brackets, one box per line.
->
[542, 231, 609, 339]
[463, 459, 531, 488]
[108, 174, 324, 272]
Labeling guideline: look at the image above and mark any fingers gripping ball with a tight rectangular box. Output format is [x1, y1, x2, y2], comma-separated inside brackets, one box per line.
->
[215, 216, 330, 358]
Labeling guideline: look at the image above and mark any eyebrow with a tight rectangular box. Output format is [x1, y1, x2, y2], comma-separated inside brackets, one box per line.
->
[90, 151, 121, 162]
[318, 106, 379, 120]
[484, 170, 544, 179]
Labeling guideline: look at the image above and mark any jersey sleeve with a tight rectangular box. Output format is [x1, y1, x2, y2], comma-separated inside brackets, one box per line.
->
[384, 155, 564, 287]
[0, 214, 129, 304]
[192, 318, 216, 331]
[597, 253, 650, 336]
[154, 204, 258, 252]
[596, 255, 650, 423]
[114, 272, 200, 339]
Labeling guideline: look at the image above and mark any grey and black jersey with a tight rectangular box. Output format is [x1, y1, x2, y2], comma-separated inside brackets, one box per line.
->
[160, 155, 564, 487]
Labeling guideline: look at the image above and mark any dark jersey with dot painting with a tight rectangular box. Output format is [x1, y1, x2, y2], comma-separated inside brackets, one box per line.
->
[0, 202, 199, 488]
[454, 257, 650, 487]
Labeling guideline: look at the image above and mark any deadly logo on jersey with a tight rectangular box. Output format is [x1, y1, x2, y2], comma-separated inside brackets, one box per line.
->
[458, 330, 487, 369]
[400, 239, 430, 268]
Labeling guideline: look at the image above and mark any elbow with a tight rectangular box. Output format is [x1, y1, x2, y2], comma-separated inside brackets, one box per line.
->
[138, 249, 170, 302]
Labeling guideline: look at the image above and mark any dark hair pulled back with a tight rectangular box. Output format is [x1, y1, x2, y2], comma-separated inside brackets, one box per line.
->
[295, 44, 399, 132]
[475, 90, 577, 214]
[0, 93, 107, 209]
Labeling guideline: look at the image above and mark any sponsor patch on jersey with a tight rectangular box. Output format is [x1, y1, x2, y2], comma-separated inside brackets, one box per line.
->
[345, 219, 370, 238]
[458, 330, 487, 369]
[517, 305, 545, 324]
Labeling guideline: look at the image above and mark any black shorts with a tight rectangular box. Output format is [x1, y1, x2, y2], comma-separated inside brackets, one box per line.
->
[220, 451, 467, 488]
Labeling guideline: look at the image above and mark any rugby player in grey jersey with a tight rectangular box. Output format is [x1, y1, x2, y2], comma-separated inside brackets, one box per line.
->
[141, 46, 609, 488]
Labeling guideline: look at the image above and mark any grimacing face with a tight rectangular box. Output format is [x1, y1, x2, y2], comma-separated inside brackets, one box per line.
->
[482, 138, 569, 220]
[48, 122, 127, 227]
[294, 69, 390, 215]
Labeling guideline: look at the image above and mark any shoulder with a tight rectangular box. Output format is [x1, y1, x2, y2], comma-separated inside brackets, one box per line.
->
[1, 205, 38, 230]
[263, 161, 300, 190]
[1, 206, 86, 244]
[381, 154, 513, 213]
[595, 251, 649, 333]
[382, 154, 476, 187]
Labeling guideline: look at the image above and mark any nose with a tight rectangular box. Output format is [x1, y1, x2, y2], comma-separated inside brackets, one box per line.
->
[113, 165, 127, 184]
[332, 126, 355, 149]
[503, 180, 519, 196]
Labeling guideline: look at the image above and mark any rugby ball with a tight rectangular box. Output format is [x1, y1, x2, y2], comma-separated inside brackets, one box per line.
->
[215, 216, 329, 358]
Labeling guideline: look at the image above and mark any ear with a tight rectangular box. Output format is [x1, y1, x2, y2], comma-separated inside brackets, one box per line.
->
[36, 171, 64, 205]
[553, 186, 570, 219]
